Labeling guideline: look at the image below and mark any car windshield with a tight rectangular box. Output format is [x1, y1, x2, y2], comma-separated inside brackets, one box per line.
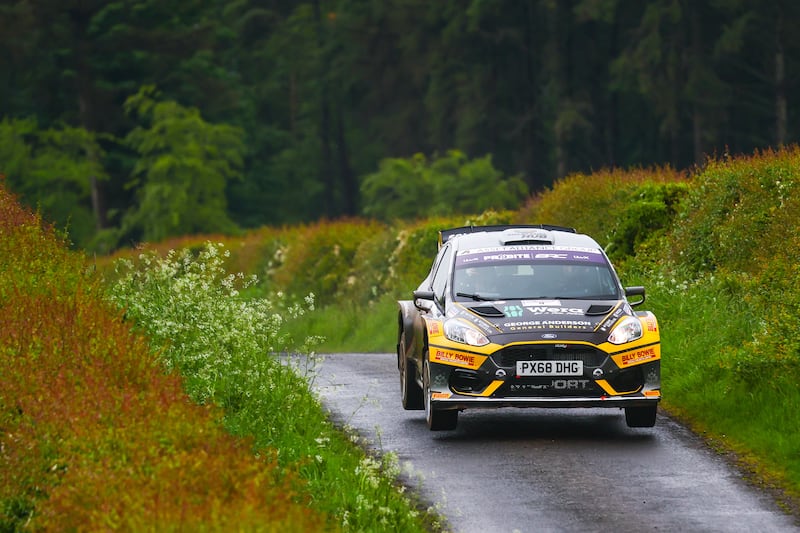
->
[452, 248, 620, 301]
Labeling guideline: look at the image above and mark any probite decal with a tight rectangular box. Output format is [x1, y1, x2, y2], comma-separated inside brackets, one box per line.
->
[455, 246, 607, 266]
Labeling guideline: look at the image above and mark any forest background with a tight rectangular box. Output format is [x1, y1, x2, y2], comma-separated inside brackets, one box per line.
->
[2, 0, 800, 251]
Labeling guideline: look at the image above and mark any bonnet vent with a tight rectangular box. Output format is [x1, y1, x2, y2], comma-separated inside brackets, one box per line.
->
[585, 304, 614, 316]
[469, 306, 506, 318]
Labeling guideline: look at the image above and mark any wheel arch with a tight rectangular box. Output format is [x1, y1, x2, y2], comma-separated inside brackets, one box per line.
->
[397, 300, 428, 371]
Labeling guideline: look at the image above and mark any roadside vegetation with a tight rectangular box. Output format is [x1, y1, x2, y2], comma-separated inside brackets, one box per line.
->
[260, 148, 800, 512]
[0, 185, 436, 531]
[5, 145, 800, 528]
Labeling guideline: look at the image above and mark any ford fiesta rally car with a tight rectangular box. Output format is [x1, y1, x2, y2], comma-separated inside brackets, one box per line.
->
[396, 225, 661, 431]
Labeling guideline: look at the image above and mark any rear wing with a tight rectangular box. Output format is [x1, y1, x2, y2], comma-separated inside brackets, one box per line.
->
[438, 224, 576, 248]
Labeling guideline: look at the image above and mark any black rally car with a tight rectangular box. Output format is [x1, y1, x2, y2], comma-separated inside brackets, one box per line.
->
[396, 225, 661, 431]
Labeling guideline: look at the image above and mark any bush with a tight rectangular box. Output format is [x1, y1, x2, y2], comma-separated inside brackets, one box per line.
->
[0, 184, 326, 531]
[106, 240, 434, 531]
[605, 181, 689, 261]
[360, 150, 529, 221]
[516, 166, 686, 250]
[268, 219, 383, 307]
[671, 147, 800, 274]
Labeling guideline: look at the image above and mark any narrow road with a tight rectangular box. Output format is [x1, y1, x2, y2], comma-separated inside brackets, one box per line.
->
[308, 352, 799, 533]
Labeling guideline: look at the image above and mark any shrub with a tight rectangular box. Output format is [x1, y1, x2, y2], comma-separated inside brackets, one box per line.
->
[105, 240, 433, 532]
[268, 219, 383, 307]
[605, 181, 689, 261]
[671, 147, 800, 274]
[0, 183, 325, 531]
[516, 166, 685, 249]
[360, 150, 529, 221]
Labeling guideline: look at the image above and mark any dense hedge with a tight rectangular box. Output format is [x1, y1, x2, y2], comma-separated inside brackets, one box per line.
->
[0, 184, 326, 530]
[669, 147, 800, 384]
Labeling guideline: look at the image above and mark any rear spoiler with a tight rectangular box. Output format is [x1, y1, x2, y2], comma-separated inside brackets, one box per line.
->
[438, 224, 576, 248]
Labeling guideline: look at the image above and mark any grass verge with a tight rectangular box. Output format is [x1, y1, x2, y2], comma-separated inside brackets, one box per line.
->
[105, 243, 441, 532]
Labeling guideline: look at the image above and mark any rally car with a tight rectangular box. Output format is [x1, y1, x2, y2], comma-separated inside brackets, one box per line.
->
[396, 225, 661, 431]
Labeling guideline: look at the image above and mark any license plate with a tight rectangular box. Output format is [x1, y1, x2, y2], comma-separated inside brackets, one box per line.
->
[516, 360, 583, 377]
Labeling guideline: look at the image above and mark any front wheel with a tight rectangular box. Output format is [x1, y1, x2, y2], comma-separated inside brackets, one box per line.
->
[399, 332, 424, 410]
[423, 358, 458, 431]
[625, 405, 657, 428]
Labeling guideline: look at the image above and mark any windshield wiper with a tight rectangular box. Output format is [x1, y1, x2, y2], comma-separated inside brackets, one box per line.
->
[456, 292, 494, 301]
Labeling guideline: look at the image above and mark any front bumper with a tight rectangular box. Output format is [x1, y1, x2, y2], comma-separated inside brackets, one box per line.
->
[426, 348, 661, 412]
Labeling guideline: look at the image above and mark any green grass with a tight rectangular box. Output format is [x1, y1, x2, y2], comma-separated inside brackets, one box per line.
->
[0, 192, 330, 530]
[641, 272, 800, 505]
[106, 243, 440, 532]
[292, 267, 800, 512]
[281, 293, 399, 353]
[1, 187, 441, 532]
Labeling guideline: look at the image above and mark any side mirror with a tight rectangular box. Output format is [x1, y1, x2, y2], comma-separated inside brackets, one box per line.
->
[413, 290, 435, 311]
[625, 286, 646, 307]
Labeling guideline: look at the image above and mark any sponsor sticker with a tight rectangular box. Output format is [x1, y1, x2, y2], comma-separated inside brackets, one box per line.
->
[431, 348, 486, 369]
[503, 305, 524, 317]
[502, 320, 593, 331]
[524, 306, 584, 316]
[427, 321, 442, 337]
[612, 345, 660, 367]
[455, 246, 606, 266]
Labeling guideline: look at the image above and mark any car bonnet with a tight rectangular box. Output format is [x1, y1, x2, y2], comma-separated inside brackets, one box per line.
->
[449, 298, 634, 344]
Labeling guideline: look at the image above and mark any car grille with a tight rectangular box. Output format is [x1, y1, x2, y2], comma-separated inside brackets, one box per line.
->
[491, 344, 608, 369]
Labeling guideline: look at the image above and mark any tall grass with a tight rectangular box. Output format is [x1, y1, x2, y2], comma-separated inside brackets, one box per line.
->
[106, 243, 438, 531]
[0, 185, 326, 530]
[1, 184, 438, 531]
[259, 149, 800, 510]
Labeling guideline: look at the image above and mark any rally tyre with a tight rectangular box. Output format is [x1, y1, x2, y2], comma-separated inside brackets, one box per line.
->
[399, 332, 424, 410]
[625, 405, 658, 428]
[423, 358, 458, 431]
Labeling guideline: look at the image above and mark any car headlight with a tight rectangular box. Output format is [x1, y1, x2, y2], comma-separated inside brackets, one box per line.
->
[608, 316, 643, 345]
[444, 319, 489, 347]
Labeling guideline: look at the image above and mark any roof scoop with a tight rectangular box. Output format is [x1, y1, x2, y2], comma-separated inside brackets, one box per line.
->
[499, 228, 554, 245]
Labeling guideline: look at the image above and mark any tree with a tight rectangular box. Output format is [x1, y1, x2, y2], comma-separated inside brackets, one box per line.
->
[120, 87, 244, 243]
[360, 150, 528, 221]
[0, 117, 107, 248]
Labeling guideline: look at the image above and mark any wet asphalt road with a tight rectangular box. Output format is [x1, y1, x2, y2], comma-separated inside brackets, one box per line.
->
[307, 352, 800, 533]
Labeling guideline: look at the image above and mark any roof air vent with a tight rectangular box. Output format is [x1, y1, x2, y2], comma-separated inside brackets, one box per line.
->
[499, 228, 554, 245]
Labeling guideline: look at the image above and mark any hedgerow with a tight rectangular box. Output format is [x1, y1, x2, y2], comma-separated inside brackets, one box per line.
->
[0, 183, 326, 530]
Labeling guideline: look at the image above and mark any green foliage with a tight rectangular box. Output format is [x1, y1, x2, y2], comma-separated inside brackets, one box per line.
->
[106, 240, 434, 532]
[107, 243, 313, 405]
[0, 184, 327, 531]
[605, 181, 689, 261]
[672, 147, 800, 274]
[268, 219, 385, 307]
[121, 86, 244, 243]
[5, 0, 800, 243]
[0, 118, 107, 248]
[360, 150, 529, 222]
[516, 166, 687, 250]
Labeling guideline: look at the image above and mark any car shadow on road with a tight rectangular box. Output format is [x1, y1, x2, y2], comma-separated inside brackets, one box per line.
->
[405, 408, 659, 443]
